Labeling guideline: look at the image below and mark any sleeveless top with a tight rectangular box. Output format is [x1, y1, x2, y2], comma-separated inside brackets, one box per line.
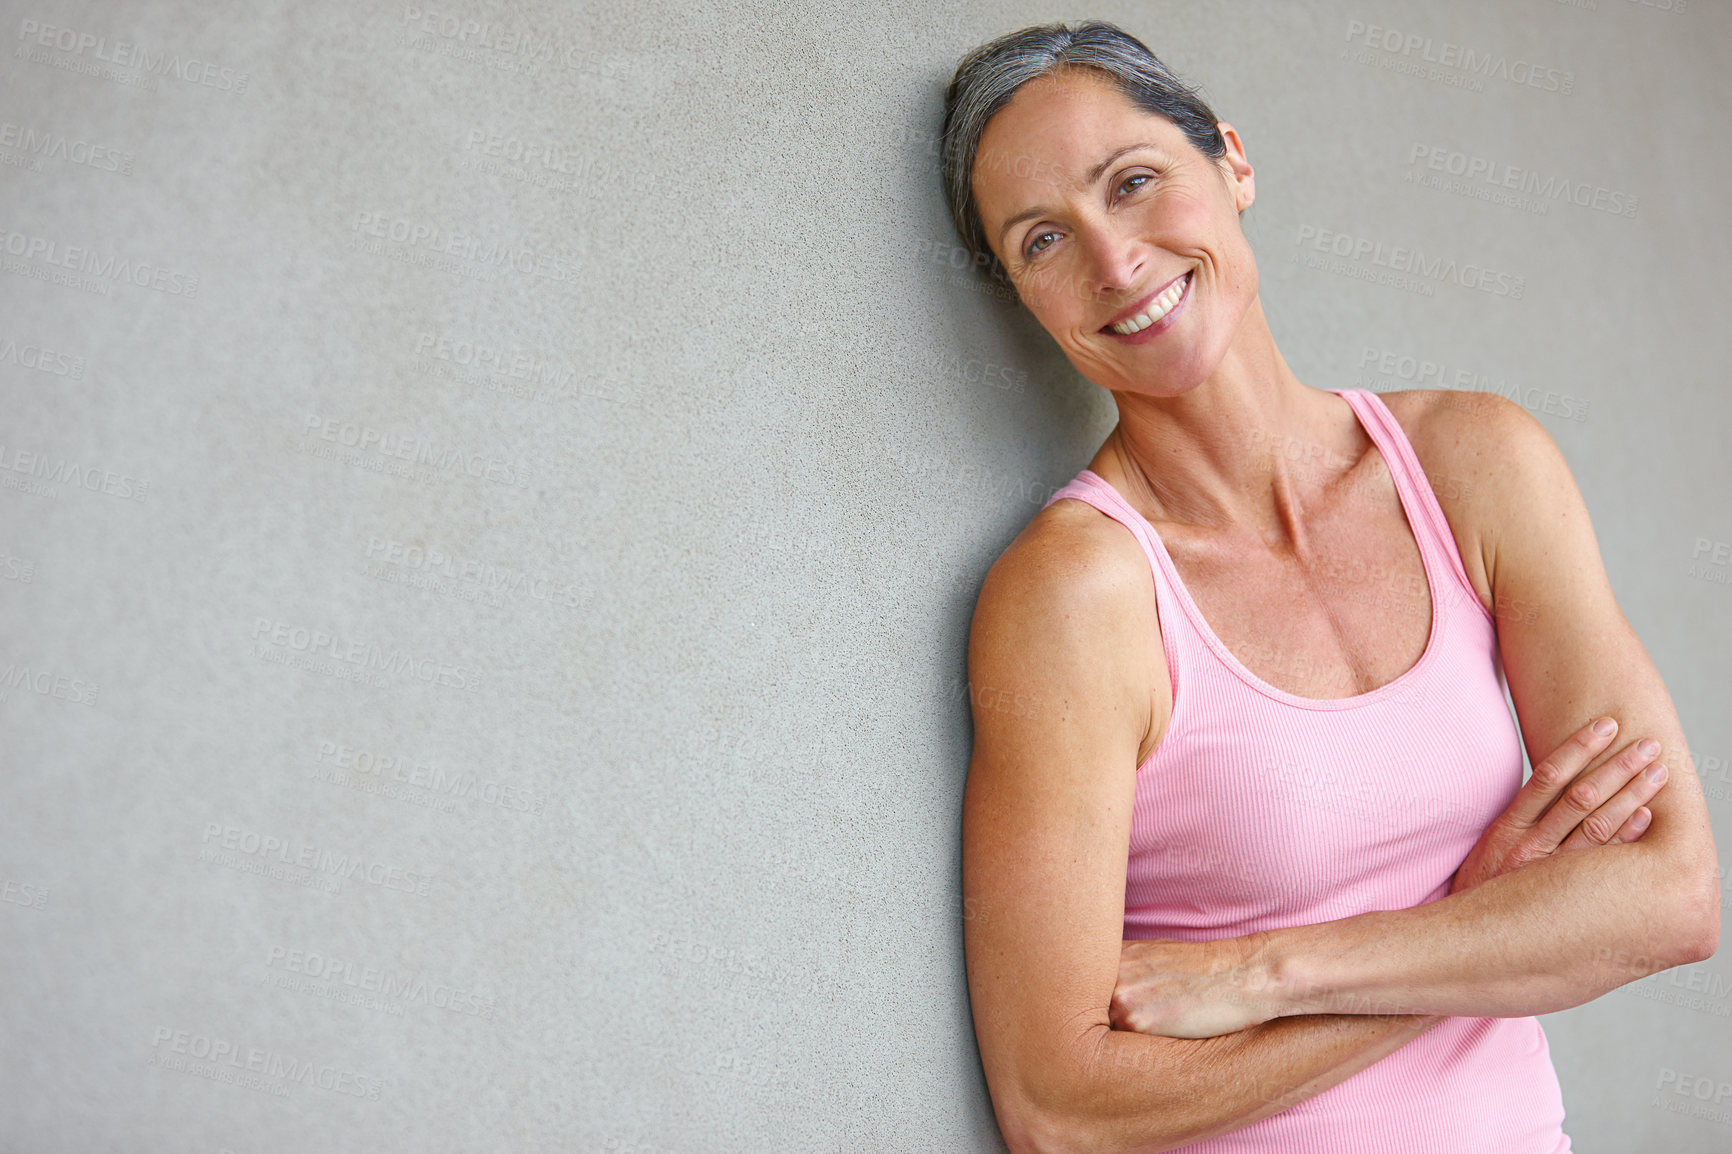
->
[1040, 387, 1570, 1153]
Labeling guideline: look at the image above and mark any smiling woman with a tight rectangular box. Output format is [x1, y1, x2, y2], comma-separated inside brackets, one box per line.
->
[943, 20, 1720, 1154]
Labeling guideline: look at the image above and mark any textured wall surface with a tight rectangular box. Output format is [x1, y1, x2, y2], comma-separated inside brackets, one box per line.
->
[3, 0, 1730, 1150]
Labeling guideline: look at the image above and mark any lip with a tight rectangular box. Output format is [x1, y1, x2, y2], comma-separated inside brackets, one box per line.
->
[1100, 270, 1192, 337]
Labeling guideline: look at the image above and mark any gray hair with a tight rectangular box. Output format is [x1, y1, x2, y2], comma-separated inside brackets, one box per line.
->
[940, 21, 1229, 293]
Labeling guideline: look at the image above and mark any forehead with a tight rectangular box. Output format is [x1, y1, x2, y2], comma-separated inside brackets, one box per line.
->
[972, 68, 1183, 213]
[976, 68, 1191, 233]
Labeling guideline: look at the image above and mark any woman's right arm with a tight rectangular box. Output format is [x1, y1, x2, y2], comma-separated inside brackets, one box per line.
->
[962, 511, 1444, 1154]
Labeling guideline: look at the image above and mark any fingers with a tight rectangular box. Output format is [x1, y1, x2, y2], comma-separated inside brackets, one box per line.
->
[1537, 737, 1666, 851]
[1557, 754, 1666, 850]
[1613, 806, 1652, 843]
[1498, 716, 1624, 829]
[1108, 993, 1130, 1031]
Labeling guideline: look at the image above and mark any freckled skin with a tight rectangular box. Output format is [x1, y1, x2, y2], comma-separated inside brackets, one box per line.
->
[972, 66, 1258, 404]
[959, 55, 1708, 1154]
[975, 67, 1444, 706]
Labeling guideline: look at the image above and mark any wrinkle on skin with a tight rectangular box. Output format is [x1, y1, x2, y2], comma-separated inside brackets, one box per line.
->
[972, 66, 1361, 545]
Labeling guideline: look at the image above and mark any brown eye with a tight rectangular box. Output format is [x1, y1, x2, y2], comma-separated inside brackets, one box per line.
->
[1025, 230, 1059, 259]
[1118, 173, 1151, 196]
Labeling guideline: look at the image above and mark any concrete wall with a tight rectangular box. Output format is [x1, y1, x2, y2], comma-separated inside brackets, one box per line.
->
[2, 0, 1728, 1150]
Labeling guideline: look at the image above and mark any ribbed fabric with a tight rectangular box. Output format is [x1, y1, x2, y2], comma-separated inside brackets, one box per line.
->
[1042, 388, 1570, 1153]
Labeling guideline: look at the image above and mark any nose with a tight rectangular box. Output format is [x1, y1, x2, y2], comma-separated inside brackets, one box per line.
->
[1078, 222, 1147, 310]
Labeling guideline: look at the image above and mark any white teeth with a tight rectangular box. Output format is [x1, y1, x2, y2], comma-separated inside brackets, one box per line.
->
[1109, 272, 1190, 335]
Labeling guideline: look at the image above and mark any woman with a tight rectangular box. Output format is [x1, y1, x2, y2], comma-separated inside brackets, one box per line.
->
[947, 21, 1720, 1154]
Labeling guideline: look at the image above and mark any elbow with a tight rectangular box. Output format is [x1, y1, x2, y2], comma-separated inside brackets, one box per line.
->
[988, 1025, 1201, 1154]
[998, 1104, 1096, 1154]
[991, 1029, 1121, 1154]
[1003, 1106, 1151, 1154]
[1001, 1095, 1185, 1154]
[995, 1077, 1107, 1154]
[1676, 885, 1721, 965]
[1664, 860, 1722, 966]
[1630, 841, 1723, 967]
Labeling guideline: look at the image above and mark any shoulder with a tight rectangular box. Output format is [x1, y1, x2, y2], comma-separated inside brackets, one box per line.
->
[1377, 384, 1549, 445]
[1372, 388, 1580, 608]
[969, 495, 1166, 749]
[973, 496, 1155, 653]
[1376, 387, 1571, 497]
[978, 496, 1149, 609]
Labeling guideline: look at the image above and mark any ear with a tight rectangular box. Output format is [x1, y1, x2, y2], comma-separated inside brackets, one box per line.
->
[1214, 122, 1256, 215]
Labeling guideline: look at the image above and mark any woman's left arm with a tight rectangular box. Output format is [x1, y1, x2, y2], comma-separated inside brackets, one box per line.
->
[1121, 392, 1721, 1032]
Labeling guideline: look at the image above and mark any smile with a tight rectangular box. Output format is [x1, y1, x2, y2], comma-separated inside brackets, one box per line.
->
[1104, 270, 1192, 336]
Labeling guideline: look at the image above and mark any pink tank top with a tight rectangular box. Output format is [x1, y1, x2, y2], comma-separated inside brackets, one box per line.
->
[1041, 387, 1570, 1153]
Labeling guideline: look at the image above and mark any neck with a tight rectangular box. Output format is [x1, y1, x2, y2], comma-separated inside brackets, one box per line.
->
[1093, 300, 1362, 542]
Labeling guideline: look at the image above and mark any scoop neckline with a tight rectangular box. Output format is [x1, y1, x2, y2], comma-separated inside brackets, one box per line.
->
[1076, 388, 1445, 712]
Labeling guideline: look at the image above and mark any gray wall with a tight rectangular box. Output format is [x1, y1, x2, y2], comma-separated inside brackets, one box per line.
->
[3, 0, 1729, 1150]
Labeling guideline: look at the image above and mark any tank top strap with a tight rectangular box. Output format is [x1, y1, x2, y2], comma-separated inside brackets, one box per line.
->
[1042, 471, 1187, 717]
[1329, 387, 1492, 625]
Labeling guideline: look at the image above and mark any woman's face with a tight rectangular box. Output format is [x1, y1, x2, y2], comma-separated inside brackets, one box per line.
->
[972, 67, 1258, 398]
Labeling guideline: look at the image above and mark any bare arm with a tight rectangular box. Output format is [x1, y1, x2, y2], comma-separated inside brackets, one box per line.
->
[1111, 394, 1719, 1035]
[1112, 715, 1670, 1037]
[963, 505, 1442, 1154]
[1258, 742, 1708, 1019]
[1263, 395, 1719, 1014]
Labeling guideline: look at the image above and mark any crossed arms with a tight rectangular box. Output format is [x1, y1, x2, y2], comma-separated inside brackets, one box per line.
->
[961, 395, 1720, 1154]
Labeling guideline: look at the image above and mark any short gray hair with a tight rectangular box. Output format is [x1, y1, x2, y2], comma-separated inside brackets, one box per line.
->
[940, 21, 1228, 292]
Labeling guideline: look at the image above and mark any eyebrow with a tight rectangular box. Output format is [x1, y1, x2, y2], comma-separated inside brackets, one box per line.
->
[993, 142, 1160, 250]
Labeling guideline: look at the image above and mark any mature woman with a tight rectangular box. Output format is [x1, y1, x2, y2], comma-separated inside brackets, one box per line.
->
[947, 21, 1720, 1154]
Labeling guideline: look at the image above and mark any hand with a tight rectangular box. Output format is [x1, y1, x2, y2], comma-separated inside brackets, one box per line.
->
[1450, 716, 1667, 896]
[1109, 933, 1280, 1039]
